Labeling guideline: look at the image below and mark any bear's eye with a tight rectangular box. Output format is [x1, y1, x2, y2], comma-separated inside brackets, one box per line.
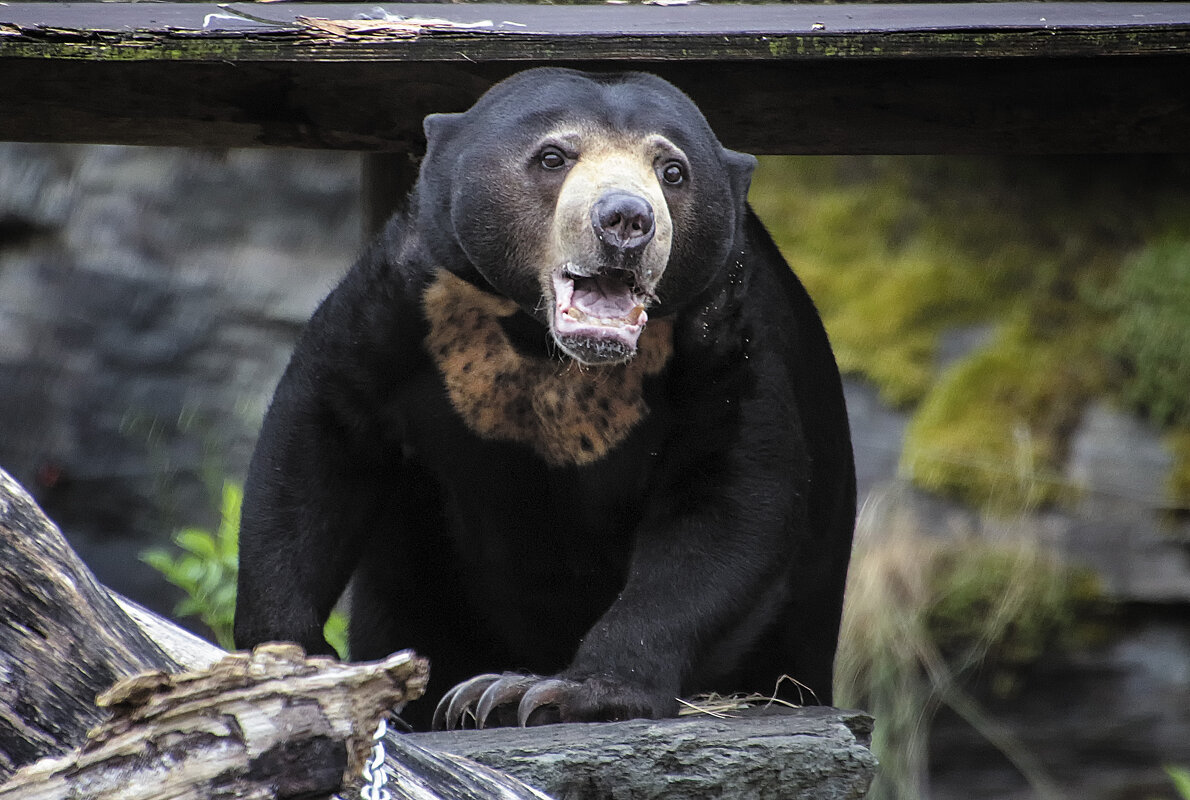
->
[661, 162, 685, 185]
[538, 148, 567, 171]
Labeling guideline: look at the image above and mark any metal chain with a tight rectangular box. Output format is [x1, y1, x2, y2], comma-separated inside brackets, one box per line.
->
[360, 717, 391, 800]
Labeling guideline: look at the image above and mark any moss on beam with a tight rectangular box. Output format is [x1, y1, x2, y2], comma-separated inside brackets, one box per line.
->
[3, 27, 1188, 64]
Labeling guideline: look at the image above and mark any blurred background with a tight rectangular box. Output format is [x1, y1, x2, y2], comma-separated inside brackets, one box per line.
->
[0, 144, 1187, 799]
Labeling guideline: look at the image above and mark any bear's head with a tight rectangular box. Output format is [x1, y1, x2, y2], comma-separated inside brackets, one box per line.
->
[417, 68, 756, 366]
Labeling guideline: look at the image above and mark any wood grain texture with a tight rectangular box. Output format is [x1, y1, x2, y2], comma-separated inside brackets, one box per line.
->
[3, 3, 1189, 58]
[0, 468, 178, 781]
[1, 3, 1189, 153]
[0, 644, 430, 800]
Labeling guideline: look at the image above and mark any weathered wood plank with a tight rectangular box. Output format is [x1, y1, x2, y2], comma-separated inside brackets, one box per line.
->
[3, 3, 1190, 60]
[1, 55, 1187, 154]
[1, 3, 1189, 153]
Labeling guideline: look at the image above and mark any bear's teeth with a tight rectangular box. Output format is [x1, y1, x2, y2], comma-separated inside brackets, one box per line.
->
[562, 305, 645, 329]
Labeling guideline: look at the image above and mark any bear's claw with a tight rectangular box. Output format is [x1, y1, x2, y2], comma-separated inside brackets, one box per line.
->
[432, 673, 501, 731]
[433, 673, 581, 730]
[516, 677, 578, 727]
[475, 674, 539, 728]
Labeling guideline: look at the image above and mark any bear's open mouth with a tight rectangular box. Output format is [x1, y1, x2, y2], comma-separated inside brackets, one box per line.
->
[551, 266, 650, 364]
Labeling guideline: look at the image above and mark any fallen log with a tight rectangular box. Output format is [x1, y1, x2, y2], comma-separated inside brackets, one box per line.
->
[0, 644, 428, 800]
[0, 467, 180, 780]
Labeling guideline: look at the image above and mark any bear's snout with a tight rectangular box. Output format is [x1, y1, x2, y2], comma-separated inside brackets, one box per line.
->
[592, 191, 655, 256]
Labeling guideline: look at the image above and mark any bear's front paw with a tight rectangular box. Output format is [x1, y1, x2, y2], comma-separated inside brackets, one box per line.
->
[431, 672, 673, 730]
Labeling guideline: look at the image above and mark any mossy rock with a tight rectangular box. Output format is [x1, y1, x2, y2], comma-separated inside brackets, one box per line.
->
[750, 155, 1190, 510]
[900, 327, 1103, 511]
[1102, 238, 1190, 429]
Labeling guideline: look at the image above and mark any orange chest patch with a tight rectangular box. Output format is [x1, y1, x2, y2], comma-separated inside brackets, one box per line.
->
[422, 270, 672, 466]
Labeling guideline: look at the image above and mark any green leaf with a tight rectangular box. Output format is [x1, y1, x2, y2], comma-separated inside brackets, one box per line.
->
[138, 481, 245, 649]
[211, 583, 238, 618]
[323, 611, 350, 660]
[175, 529, 218, 559]
[175, 598, 201, 617]
[218, 483, 243, 545]
[212, 625, 236, 652]
[1168, 766, 1190, 800]
[141, 549, 176, 573]
[178, 558, 206, 586]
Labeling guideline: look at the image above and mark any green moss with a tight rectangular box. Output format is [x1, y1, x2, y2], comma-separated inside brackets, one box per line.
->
[752, 157, 1012, 406]
[766, 37, 792, 58]
[751, 155, 1190, 509]
[3, 38, 260, 63]
[901, 326, 1106, 511]
[1167, 430, 1190, 510]
[1102, 238, 1190, 428]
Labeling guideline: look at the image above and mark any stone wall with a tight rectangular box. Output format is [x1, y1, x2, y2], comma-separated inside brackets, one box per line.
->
[0, 143, 359, 619]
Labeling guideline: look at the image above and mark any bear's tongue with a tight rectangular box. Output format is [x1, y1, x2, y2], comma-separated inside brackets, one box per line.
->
[571, 275, 643, 323]
[553, 270, 647, 330]
[551, 270, 648, 360]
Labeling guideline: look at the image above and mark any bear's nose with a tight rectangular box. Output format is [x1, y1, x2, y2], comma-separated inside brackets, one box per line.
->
[592, 192, 655, 254]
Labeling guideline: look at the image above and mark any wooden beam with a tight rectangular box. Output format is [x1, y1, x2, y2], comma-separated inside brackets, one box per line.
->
[4, 3, 1190, 60]
[2, 3, 1190, 153]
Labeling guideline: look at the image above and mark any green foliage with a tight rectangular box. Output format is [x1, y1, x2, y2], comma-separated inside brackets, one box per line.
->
[142, 482, 241, 650]
[1168, 766, 1190, 799]
[141, 481, 349, 658]
[323, 608, 350, 661]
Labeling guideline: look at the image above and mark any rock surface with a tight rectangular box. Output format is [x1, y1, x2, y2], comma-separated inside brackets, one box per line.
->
[0, 143, 358, 623]
[411, 708, 877, 800]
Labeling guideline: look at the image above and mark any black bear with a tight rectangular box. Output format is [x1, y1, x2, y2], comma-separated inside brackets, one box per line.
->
[234, 68, 856, 731]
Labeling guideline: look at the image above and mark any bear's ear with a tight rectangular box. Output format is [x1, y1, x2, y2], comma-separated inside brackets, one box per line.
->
[423, 112, 464, 147]
[723, 149, 758, 204]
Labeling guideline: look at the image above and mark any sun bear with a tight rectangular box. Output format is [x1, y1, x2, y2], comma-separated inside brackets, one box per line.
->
[233, 68, 856, 731]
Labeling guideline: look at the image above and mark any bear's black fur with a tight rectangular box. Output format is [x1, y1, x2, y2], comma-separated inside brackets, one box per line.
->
[234, 68, 856, 731]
